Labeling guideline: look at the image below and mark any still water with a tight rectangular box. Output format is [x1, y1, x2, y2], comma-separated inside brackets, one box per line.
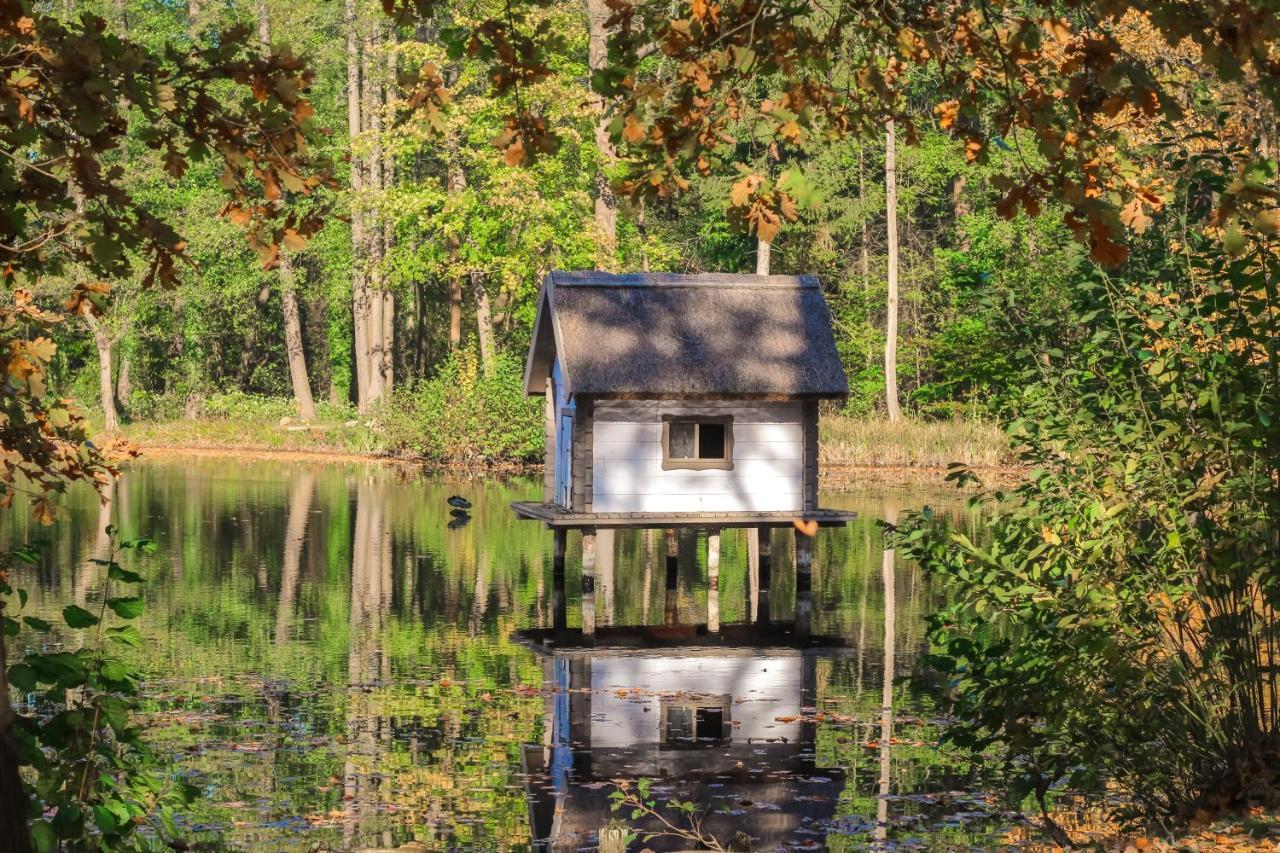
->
[5, 457, 1018, 851]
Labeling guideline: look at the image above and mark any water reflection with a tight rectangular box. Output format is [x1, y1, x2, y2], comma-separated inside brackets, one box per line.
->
[2, 458, 1011, 850]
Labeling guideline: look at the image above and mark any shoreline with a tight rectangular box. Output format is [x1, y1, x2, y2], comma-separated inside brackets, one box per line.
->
[128, 441, 1023, 485]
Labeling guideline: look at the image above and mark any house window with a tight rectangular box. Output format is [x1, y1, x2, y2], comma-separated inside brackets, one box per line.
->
[662, 415, 733, 470]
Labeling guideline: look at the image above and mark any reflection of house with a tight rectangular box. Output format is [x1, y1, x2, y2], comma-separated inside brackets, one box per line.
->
[521, 641, 845, 852]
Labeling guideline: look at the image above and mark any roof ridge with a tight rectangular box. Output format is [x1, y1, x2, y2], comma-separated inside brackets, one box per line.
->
[550, 270, 820, 288]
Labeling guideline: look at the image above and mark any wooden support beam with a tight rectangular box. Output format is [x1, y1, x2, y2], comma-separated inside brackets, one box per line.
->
[754, 525, 773, 625]
[707, 528, 721, 633]
[664, 528, 679, 626]
[581, 527, 597, 637]
[552, 528, 567, 632]
[795, 529, 813, 640]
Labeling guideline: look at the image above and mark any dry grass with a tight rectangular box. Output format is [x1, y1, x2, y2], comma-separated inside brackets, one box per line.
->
[818, 414, 1014, 470]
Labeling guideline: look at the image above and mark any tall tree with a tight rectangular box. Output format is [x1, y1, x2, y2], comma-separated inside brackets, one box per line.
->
[347, 0, 373, 411]
[884, 119, 902, 422]
[584, 0, 617, 263]
[257, 0, 317, 421]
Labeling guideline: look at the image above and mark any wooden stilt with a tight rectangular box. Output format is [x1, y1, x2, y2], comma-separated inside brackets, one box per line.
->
[794, 528, 813, 640]
[581, 527, 597, 637]
[756, 525, 772, 625]
[664, 528, 679, 626]
[707, 528, 721, 633]
[552, 528, 567, 632]
[747, 527, 760, 621]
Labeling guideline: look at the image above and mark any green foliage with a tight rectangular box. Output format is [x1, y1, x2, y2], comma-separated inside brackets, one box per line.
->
[892, 153, 1280, 828]
[4, 534, 197, 851]
[381, 347, 544, 464]
[196, 390, 355, 423]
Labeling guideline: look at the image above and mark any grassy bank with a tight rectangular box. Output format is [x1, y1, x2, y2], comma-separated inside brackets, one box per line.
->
[110, 404, 1013, 475]
[819, 415, 1012, 469]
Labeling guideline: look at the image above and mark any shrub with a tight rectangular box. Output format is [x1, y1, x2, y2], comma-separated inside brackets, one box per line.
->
[894, 221, 1280, 836]
[381, 347, 543, 465]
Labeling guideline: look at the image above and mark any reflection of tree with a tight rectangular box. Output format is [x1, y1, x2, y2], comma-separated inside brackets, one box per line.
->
[275, 470, 315, 645]
[876, 506, 897, 844]
[345, 475, 393, 847]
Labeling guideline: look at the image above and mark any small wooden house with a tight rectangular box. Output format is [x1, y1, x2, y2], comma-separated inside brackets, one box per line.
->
[519, 271, 849, 517]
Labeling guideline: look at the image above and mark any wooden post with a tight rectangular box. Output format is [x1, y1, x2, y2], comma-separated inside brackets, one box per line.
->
[552, 529, 567, 632]
[794, 529, 813, 641]
[706, 528, 720, 634]
[581, 528, 597, 637]
[597, 528, 615, 629]
[664, 528, 679, 626]
[598, 821, 628, 853]
[747, 527, 759, 622]
[756, 525, 772, 625]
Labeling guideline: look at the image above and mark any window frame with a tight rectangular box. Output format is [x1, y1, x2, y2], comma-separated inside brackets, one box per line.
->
[661, 414, 734, 471]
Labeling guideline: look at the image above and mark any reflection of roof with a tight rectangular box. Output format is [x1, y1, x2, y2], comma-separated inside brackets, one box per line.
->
[523, 271, 850, 399]
[514, 622, 850, 651]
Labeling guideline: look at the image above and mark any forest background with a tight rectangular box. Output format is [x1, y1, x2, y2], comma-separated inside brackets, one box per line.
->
[32, 0, 1065, 469]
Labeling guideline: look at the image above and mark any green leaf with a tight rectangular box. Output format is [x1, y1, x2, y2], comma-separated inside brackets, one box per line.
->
[63, 605, 99, 628]
[106, 596, 144, 619]
[30, 820, 56, 853]
[107, 564, 145, 584]
[105, 625, 142, 647]
[8, 663, 36, 692]
[23, 615, 52, 632]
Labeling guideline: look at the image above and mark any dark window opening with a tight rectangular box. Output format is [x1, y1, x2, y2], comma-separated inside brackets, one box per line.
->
[662, 416, 733, 470]
[698, 422, 726, 459]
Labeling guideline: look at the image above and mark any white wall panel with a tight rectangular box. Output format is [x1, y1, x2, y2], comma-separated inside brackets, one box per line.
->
[591, 400, 806, 513]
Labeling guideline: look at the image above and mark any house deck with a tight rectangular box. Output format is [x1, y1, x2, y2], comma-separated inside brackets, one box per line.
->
[510, 501, 857, 530]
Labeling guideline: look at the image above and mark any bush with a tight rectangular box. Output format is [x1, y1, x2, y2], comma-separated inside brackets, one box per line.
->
[381, 347, 544, 464]
[893, 221, 1280, 835]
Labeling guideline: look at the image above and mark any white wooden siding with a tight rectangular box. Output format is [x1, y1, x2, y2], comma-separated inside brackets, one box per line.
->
[592, 401, 804, 513]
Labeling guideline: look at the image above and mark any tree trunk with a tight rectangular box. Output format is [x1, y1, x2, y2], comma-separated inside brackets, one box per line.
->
[378, 37, 396, 395]
[346, 0, 372, 412]
[257, 0, 317, 421]
[281, 259, 316, 420]
[756, 238, 771, 275]
[186, 0, 201, 38]
[473, 274, 496, 377]
[0, 623, 32, 853]
[362, 28, 388, 407]
[446, 151, 466, 350]
[82, 303, 119, 432]
[115, 348, 131, 413]
[884, 119, 902, 423]
[952, 173, 970, 250]
[584, 0, 617, 263]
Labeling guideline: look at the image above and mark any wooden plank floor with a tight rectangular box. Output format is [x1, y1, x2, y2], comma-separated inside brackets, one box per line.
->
[510, 501, 856, 529]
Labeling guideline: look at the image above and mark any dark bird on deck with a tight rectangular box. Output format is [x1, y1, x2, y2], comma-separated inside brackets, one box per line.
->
[447, 495, 472, 510]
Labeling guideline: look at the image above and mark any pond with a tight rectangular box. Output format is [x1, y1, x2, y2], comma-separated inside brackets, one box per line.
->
[4, 456, 1020, 851]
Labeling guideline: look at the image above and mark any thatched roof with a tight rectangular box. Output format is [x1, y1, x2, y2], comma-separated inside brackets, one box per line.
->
[523, 271, 849, 399]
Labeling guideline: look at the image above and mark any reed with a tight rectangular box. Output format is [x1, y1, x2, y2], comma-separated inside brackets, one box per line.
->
[818, 415, 1012, 469]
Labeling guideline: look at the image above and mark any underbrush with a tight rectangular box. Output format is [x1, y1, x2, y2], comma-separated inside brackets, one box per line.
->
[380, 348, 543, 465]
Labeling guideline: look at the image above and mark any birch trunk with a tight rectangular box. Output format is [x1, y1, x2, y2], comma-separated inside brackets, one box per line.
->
[884, 119, 903, 423]
[362, 29, 386, 406]
[756, 239, 771, 275]
[346, 0, 372, 411]
[82, 303, 119, 432]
